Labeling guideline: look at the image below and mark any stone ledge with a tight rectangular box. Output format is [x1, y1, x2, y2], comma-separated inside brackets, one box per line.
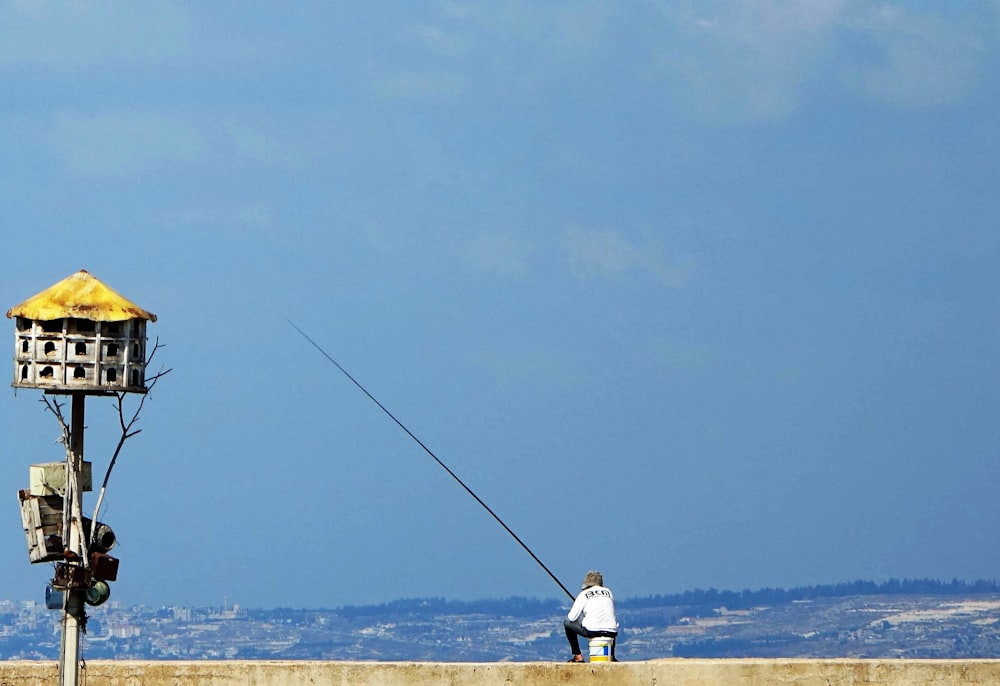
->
[1, 659, 998, 685]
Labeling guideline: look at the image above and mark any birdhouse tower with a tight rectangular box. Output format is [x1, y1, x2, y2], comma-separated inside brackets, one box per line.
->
[6, 270, 157, 394]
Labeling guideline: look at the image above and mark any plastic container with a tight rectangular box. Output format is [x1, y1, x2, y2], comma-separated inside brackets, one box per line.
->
[588, 636, 613, 662]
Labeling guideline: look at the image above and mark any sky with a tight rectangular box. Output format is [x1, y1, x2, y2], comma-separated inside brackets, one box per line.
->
[1, 1, 999, 611]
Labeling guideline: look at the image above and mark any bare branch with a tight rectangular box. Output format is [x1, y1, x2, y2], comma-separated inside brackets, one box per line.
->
[38, 340, 171, 563]
[40, 395, 71, 447]
[90, 338, 170, 526]
[39, 395, 76, 559]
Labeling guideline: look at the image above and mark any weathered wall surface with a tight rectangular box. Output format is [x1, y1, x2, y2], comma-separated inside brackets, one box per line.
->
[1, 659, 998, 685]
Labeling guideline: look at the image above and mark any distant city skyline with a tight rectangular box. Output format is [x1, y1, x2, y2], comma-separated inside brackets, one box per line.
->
[4, 582, 1000, 661]
[1, 2, 999, 610]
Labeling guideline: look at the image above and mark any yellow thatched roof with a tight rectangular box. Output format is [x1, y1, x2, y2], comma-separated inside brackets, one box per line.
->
[6, 270, 157, 322]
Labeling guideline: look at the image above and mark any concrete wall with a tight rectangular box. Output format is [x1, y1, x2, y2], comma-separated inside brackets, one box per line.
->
[1, 660, 999, 685]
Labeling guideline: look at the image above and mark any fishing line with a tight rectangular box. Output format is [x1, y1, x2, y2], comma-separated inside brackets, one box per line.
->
[285, 318, 575, 601]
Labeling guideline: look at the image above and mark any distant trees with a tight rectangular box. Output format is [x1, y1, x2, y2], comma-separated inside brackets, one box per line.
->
[336, 596, 562, 619]
[618, 578, 1000, 610]
[263, 579, 1000, 621]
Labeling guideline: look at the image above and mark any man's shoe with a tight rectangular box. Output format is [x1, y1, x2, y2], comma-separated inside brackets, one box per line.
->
[567, 656, 584, 663]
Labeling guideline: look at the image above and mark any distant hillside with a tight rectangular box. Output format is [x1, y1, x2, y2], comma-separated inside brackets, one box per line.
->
[621, 577, 1000, 609]
[2, 579, 1000, 661]
[331, 578, 1000, 618]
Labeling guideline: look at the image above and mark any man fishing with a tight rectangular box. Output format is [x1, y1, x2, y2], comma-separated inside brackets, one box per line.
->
[564, 570, 619, 662]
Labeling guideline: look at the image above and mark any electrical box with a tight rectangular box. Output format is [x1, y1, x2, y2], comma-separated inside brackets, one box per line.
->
[90, 552, 119, 582]
[29, 461, 92, 496]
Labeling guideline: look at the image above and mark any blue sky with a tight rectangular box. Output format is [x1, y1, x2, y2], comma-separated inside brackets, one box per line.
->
[1, 1, 999, 610]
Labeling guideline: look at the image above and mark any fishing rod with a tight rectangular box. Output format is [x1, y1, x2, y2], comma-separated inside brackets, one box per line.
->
[285, 318, 575, 601]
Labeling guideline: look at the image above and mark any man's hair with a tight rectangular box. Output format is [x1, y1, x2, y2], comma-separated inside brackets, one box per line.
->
[582, 570, 604, 589]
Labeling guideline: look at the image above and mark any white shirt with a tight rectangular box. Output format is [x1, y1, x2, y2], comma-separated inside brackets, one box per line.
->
[567, 585, 618, 632]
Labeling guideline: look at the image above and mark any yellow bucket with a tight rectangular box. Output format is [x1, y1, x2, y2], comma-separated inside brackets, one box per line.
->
[588, 636, 613, 662]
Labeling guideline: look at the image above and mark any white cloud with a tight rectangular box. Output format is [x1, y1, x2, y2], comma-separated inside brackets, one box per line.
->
[414, 21, 472, 57]
[654, 1, 993, 121]
[550, 2, 610, 54]
[0, 1, 193, 70]
[152, 202, 274, 238]
[647, 336, 709, 371]
[845, 4, 987, 107]
[371, 69, 464, 100]
[52, 110, 203, 176]
[656, 0, 847, 122]
[562, 227, 691, 287]
[223, 122, 284, 164]
[426, 0, 609, 53]
[44, 111, 292, 178]
[376, 1, 613, 101]
[466, 233, 532, 276]
[236, 204, 272, 231]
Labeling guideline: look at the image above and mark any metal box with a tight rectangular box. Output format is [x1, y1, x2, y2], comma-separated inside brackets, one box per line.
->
[90, 552, 119, 582]
[29, 461, 92, 496]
